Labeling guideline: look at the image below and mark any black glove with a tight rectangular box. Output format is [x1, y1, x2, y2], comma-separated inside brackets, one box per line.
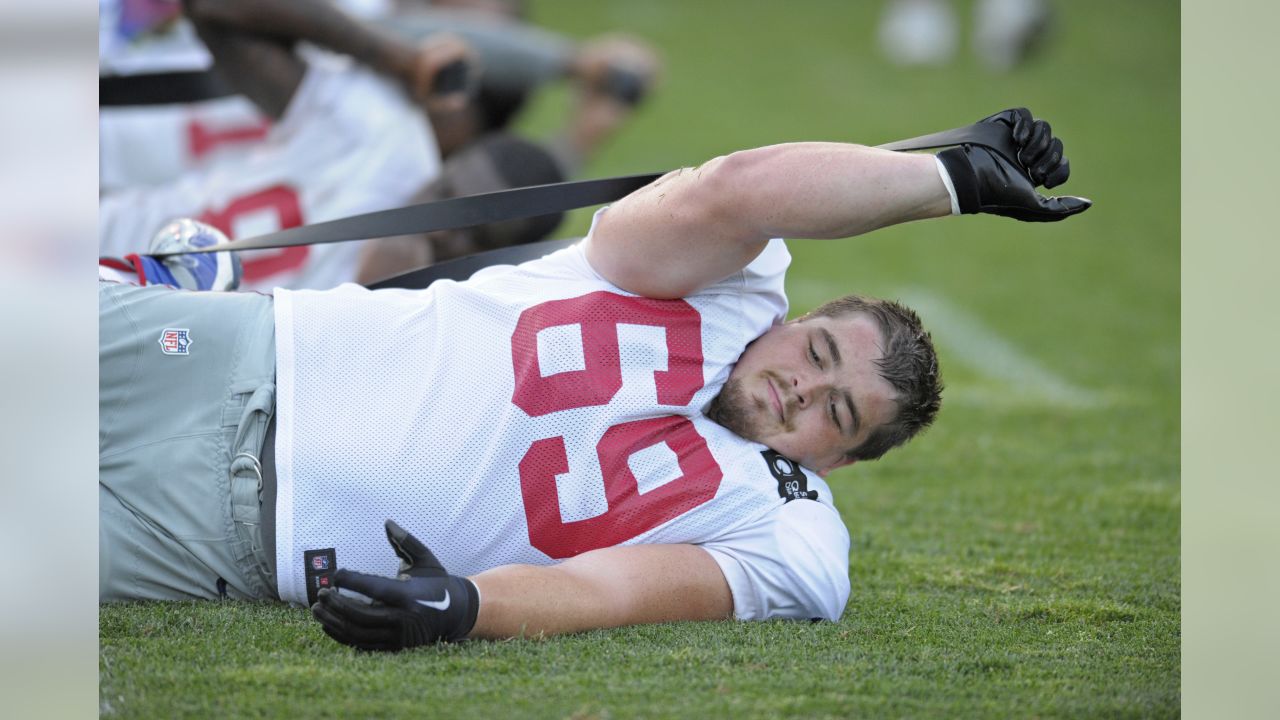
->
[430, 59, 472, 96]
[601, 66, 649, 106]
[936, 108, 1091, 222]
[311, 520, 479, 652]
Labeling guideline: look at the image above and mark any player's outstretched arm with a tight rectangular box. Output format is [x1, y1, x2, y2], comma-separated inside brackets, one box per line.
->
[311, 521, 731, 650]
[584, 108, 1088, 299]
[185, 0, 415, 82]
[468, 543, 732, 639]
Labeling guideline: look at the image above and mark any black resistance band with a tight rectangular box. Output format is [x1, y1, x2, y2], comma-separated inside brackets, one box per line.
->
[152, 120, 1017, 261]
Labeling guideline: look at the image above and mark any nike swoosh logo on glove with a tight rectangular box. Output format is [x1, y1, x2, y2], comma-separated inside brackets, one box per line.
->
[415, 590, 451, 611]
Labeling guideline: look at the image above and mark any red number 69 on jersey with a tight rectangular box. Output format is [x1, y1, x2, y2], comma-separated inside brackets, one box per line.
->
[510, 292, 724, 559]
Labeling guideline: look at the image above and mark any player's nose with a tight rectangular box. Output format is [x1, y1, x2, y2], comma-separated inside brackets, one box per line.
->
[791, 369, 832, 410]
[791, 374, 813, 408]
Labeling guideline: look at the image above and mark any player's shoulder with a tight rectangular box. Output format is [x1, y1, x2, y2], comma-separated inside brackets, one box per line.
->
[696, 418, 839, 507]
[757, 449, 832, 503]
[730, 433, 848, 543]
[694, 431, 851, 621]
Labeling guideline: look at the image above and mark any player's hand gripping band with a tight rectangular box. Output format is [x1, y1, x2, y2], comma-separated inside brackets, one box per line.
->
[935, 108, 1091, 222]
[311, 520, 479, 652]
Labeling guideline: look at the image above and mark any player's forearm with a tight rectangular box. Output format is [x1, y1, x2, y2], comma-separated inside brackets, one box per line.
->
[711, 142, 952, 239]
[548, 35, 659, 175]
[373, 10, 574, 93]
[467, 557, 732, 639]
[467, 564, 619, 638]
[545, 94, 630, 176]
[185, 0, 416, 81]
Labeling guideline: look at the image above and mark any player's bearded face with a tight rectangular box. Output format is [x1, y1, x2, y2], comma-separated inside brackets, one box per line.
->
[705, 375, 768, 445]
[706, 314, 899, 475]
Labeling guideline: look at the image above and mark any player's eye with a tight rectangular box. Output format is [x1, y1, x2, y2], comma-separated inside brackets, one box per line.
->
[828, 396, 841, 429]
[809, 344, 821, 367]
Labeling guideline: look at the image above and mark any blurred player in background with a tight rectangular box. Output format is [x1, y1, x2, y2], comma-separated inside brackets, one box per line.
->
[99, 0, 659, 290]
[99, 0, 398, 191]
[877, 0, 1053, 71]
[101, 1, 657, 192]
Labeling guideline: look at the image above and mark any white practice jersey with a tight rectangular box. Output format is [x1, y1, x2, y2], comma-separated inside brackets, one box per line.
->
[273, 222, 853, 621]
[100, 96, 272, 193]
[99, 54, 440, 292]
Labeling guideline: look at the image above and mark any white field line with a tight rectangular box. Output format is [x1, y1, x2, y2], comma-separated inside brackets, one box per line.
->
[787, 281, 1107, 409]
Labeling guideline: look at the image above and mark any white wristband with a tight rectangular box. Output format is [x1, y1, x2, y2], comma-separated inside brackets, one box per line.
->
[934, 155, 961, 216]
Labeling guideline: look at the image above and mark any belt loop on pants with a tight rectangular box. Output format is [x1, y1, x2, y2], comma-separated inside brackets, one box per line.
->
[229, 449, 265, 555]
[228, 382, 277, 598]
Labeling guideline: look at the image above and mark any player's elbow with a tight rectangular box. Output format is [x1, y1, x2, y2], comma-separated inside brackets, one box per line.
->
[692, 146, 791, 234]
[694, 149, 752, 209]
[705, 145, 788, 197]
[673, 149, 776, 243]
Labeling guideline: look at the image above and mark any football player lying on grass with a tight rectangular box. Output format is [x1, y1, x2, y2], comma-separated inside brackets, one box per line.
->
[98, 109, 1088, 651]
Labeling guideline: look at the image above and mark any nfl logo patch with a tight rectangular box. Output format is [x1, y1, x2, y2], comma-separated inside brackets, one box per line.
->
[303, 547, 337, 604]
[159, 328, 192, 355]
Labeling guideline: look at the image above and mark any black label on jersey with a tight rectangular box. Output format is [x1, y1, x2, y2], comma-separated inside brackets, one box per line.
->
[762, 449, 819, 503]
[303, 548, 337, 605]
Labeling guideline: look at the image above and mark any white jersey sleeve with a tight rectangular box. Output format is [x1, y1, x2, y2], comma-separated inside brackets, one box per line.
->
[703, 496, 851, 621]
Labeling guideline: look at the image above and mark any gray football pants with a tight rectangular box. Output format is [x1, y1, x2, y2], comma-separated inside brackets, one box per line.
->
[99, 281, 277, 601]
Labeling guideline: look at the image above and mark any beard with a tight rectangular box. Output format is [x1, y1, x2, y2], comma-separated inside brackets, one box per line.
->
[705, 375, 768, 443]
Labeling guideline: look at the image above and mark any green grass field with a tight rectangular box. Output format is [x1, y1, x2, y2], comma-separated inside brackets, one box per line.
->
[99, 1, 1179, 716]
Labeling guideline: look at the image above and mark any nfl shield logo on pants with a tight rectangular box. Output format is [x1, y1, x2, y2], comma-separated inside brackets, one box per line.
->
[159, 328, 192, 355]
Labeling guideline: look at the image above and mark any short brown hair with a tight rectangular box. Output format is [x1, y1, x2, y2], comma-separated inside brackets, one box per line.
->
[801, 294, 943, 462]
